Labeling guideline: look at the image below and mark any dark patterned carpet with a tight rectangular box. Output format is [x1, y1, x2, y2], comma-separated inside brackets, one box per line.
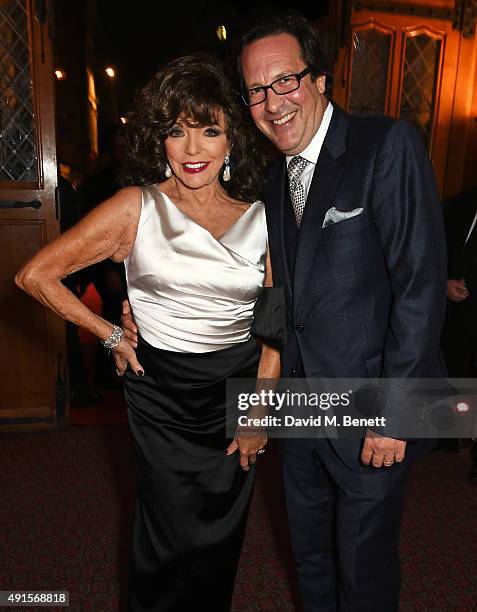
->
[1, 422, 477, 611]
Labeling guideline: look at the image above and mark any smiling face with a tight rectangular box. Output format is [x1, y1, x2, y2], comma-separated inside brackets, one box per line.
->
[164, 113, 230, 189]
[241, 33, 328, 156]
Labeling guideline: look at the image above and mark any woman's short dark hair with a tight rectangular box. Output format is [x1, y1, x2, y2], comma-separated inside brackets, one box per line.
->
[122, 53, 266, 202]
[237, 12, 333, 99]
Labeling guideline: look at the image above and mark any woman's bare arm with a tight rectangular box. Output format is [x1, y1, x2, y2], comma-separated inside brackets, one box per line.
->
[15, 186, 144, 373]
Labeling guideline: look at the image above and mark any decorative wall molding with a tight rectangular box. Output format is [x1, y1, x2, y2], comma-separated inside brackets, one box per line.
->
[350, 1, 477, 38]
[352, 2, 455, 20]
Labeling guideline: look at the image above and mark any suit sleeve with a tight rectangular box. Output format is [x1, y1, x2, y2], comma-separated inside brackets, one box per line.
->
[370, 121, 447, 381]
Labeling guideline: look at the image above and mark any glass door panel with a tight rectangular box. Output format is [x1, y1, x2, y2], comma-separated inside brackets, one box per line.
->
[349, 23, 394, 116]
[399, 31, 443, 150]
[0, 0, 38, 185]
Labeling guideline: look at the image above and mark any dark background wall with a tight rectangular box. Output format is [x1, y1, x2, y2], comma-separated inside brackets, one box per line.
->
[96, 0, 330, 113]
[53, 1, 330, 177]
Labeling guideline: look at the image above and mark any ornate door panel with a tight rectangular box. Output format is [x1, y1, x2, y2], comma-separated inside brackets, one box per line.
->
[347, 21, 395, 117]
[334, 7, 461, 197]
[0, 0, 66, 429]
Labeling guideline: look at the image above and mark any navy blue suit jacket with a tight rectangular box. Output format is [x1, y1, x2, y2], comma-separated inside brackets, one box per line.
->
[264, 104, 447, 468]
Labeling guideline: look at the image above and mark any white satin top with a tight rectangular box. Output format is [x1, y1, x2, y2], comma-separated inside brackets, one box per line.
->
[124, 185, 268, 353]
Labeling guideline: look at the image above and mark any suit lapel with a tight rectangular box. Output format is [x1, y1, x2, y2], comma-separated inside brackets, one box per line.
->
[293, 105, 348, 309]
[264, 160, 293, 303]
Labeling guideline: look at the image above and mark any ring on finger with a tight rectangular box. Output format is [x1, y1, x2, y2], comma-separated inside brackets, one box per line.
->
[383, 459, 394, 466]
[257, 448, 266, 455]
[115, 368, 123, 377]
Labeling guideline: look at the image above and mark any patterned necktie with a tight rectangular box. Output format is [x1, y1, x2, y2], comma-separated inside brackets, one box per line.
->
[287, 155, 308, 227]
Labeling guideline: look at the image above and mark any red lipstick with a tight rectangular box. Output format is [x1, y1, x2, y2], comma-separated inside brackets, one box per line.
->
[182, 162, 210, 174]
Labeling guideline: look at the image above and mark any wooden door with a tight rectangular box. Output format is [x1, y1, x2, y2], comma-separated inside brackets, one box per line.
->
[333, 5, 462, 197]
[0, 0, 67, 430]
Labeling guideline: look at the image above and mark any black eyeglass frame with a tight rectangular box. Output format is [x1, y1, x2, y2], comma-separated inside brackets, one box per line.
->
[242, 67, 313, 107]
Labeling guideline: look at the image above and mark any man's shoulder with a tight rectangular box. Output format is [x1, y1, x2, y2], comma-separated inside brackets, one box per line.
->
[347, 112, 394, 135]
[346, 111, 415, 142]
[342, 111, 424, 160]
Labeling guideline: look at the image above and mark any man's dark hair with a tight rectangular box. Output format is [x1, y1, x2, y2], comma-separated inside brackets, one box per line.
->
[122, 53, 267, 202]
[237, 12, 333, 99]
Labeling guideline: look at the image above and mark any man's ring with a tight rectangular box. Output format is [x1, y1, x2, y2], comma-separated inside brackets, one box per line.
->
[115, 368, 122, 377]
[383, 459, 394, 466]
[257, 449, 266, 455]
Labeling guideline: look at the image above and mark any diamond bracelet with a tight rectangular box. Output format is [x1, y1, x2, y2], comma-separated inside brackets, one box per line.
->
[100, 325, 124, 349]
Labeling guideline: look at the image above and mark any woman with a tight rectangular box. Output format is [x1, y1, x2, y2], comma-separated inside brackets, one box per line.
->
[16, 54, 281, 611]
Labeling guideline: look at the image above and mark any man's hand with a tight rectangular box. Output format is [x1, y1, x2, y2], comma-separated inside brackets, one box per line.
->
[226, 427, 267, 471]
[361, 429, 406, 468]
[447, 279, 469, 302]
[121, 299, 138, 348]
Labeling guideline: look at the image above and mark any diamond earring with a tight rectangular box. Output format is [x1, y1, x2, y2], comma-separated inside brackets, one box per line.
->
[223, 154, 231, 182]
[164, 163, 172, 178]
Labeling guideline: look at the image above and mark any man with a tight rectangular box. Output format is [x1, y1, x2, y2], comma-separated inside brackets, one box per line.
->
[237, 13, 446, 612]
[441, 186, 477, 481]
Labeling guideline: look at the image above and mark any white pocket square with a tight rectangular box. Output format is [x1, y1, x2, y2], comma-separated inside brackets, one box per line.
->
[322, 207, 363, 228]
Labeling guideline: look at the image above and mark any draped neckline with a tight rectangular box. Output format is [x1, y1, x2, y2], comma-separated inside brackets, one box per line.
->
[153, 184, 258, 245]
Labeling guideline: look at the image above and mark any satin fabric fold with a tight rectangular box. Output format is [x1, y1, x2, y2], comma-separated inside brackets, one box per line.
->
[124, 186, 267, 353]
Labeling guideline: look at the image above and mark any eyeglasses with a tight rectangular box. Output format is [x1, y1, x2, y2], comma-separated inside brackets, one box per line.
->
[242, 67, 312, 107]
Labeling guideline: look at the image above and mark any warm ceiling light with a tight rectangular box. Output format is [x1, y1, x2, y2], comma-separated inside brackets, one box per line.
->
[105, 67, 116, 78]
[120, 116, 127, 124]
[216, 25, 226, 42]
[55, 69, 66, 80]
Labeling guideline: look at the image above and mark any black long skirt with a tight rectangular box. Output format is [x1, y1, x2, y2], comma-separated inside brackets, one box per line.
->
[124, 336, 259, 611]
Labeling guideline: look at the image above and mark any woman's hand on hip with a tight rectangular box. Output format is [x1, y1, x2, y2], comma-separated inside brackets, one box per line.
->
[111, 338, 144, 377]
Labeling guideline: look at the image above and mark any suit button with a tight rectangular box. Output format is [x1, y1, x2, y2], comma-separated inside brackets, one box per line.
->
[290, 368, 297, 376]
[295, 324, 304, 333]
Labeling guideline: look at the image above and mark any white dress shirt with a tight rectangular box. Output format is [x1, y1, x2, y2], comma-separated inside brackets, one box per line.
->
[286, 102, 334, 200]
